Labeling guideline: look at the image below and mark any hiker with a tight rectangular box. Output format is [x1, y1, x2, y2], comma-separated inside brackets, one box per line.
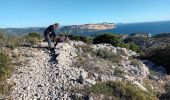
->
[44, 23, 59, 49]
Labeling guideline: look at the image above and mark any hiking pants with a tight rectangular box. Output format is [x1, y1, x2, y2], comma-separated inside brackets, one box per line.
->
[44, 32, 52, 48]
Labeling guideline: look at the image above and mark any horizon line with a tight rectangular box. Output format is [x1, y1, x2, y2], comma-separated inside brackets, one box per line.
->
[1, 20, 170, 28]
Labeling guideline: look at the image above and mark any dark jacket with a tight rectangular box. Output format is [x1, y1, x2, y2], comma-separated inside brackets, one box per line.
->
[44, 25, 56, 37]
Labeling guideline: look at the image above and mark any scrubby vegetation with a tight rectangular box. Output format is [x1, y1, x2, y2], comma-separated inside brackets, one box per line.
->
[96, 48, 122, 63]
[5, 36, 23, 49]
[1, 31, 169, 99]
[0, 52, 13, 80]
[0, 51, 14, 97]
[141, 46, 170, 74]
[153, 33, 170, 38]
[93, 33, 122, 46]
[23, 32, 42, 45]
[91, 81, 158, 100]
[0, 32, 42, 49]
[0, 32, 7, 46]
[28, 32, 42, 40]
[66, 34, 93, 44]
[93, 33, 141, 52]
[0, 32, 22, 49]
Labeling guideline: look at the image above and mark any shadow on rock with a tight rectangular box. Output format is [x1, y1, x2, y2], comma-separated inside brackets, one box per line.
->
[48, 48, 59, 64]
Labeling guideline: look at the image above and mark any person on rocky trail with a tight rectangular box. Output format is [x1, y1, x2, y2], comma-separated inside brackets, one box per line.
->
[44, 23, 59, 49]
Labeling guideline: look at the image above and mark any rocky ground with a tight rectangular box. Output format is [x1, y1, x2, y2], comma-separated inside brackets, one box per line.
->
[6, 41, 168, 100]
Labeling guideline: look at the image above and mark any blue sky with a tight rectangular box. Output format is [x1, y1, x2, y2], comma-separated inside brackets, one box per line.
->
[0, 0, 170, 28]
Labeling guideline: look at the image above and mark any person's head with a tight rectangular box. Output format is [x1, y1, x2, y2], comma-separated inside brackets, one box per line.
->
[54, 23, 59, 28]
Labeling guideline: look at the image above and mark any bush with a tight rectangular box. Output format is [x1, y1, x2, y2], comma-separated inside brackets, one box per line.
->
[25, 37, 39, 45]
[0, 32, 23, 49]
[5, 36, 22, 49]
[22, 33, 42, 45]
[0, 51, 13, 97]
[0, 52, 13, 80]
[0, 32, 6, 46]
[153, 33, 170, 38]
[142, 46, 170, 74]
[129, 43, 140, 52]
[67, 34, 93, 44]
[93, 33, 141, 52]
[117, 43, 130, 49]
[93, 33, 122, 47]
[20, 32, 42, 45]
[95, 48, 122, 63]
[91, 81, 158, 100]
[0, 32, 5, 39]
[28, 32, 42, 40]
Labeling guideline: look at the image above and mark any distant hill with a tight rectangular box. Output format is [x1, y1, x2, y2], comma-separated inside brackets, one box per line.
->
[0, 22, 116, 35]
[1, 27, 45, 35]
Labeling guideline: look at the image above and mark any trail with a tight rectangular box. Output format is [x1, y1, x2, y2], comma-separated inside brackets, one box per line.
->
[9, 42, 80, 100]
[8, 41, 167, 100]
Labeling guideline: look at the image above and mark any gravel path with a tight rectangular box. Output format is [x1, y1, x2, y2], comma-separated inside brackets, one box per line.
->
[9, 42, 81, 100]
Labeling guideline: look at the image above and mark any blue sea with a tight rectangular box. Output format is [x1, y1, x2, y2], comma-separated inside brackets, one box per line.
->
[92, 21, 170, 36]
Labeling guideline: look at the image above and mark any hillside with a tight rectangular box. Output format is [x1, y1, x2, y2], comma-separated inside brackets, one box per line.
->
[1, 41, 168, 99]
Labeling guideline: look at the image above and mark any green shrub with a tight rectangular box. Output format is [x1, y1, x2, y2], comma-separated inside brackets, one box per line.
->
[20, 32, 42, 45]
[0, 32, 5, 40]
[0, 32, 23, 49]
[0, 51, 14, 97]
[93, 33, 122, 47]
[28, 32, 42, 40]
[93, 33, 141, 52]
[142, 46, 170, 74]
[27, 37, 39, 44]
[95, 48, 122, 63]
[67, 34, 93, 44]
[23, 35, 40, 45]
[0, 82, 13, 96]
[0, 52, 13, 80]
[117, 43, 130, 49]
[0, 32, 6, 46]
[129, 43, 140, 52]
[91, 81, 158, 100]
[5, 36, 22, 49]
[153, 33, 170, 38]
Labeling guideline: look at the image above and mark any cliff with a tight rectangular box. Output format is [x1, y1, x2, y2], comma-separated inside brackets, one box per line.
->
[58, 22, 116, 34]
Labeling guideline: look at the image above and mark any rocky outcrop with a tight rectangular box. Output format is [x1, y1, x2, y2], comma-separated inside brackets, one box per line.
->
[7, 41, 167, 99]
